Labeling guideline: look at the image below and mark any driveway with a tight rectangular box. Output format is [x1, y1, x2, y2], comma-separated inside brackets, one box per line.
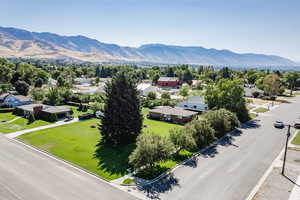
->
[139, 96, 300, 200]
[0, 135, 138, 200]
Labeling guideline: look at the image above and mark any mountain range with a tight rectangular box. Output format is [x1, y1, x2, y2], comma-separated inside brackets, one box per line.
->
[0, 26, 297, 66]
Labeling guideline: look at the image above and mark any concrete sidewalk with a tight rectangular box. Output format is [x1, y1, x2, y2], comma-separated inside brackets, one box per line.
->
[5, 118, 79, 138]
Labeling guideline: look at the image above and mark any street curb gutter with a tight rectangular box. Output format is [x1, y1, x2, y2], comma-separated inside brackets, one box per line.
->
[245, 130, 298, 200]
[135, 118, 260, 187]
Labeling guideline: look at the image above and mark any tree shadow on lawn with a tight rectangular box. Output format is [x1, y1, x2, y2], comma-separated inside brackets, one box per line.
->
[138, 173, 179, 199]
[94, 143, 135, 177]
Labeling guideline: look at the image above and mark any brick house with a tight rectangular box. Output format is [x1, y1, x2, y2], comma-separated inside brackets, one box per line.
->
[156, 77, 181, 87]
[148, 106, 198, 124]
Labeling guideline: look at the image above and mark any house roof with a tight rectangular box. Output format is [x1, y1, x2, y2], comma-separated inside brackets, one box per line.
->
[180, 96, 206, 105]
[150, 106, 198, 117]
[14, 95, 32, 102]
[158, 77, 179, 82]
[17, 104, 71, 114]
[137, 83, 153, 91]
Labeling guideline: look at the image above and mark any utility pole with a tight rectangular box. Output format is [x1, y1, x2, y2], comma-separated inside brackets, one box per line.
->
[282, 124, 291, 175]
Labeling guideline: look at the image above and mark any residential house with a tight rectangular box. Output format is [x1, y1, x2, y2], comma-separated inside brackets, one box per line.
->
[137, 83, 157, 96]
[156, 77, 181, 87]
[17, 104, 72, 120]
[148, 106, 198, 124]
[0, 94, 32, 108]
[176, 96, 208, 112]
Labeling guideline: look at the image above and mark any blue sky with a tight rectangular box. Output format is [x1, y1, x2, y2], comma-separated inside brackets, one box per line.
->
[1, 0, 300, 61]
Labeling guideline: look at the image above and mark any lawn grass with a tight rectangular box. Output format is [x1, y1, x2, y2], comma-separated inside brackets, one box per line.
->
[18, 114, 181, 180]
[249, 113, 257, 119]
[292, 131, 300, 146]
[0, 112, 50, 134]
[0, 112, 16, 122]
[253, 107, 269, 113]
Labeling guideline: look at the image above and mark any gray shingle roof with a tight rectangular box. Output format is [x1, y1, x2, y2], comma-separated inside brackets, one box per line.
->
[150, 106, 198, 117]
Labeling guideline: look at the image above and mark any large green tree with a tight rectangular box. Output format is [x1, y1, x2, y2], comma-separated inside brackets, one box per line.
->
[283, 72, 300, 96]
[263, 74, 281, 98]
[205, 79, 249, 122]
[97, 71, 143, 146]
[129, 132, 174, 169]
[203, 109, 240, 138]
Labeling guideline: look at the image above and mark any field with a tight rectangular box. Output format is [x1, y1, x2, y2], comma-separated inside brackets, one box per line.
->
[253, 107, 269, 113]
[0, 112, 50, 134]
[18, 112, 183, 180]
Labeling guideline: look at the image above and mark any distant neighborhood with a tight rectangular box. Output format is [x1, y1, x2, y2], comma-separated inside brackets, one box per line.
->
[0, 57, 300, 187]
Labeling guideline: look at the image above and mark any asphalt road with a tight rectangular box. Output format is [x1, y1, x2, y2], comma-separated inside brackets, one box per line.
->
[0, 136, 138, 200]
[141, 96, 300, 200]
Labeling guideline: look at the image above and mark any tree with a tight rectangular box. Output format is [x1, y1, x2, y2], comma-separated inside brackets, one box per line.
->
[205, 79, 249, 122]
[129, 132, 175, 169]
[203, 109, 240, 138]
[45, 87, 62, 106]
[263, 74, 281, 98]
[30, 88, 45, 102]
[90, 102, 103, 112]
[97, 71, 143, 146]
[34, 78, 43, 88]
[283, 72, 300, 96]
[179, 85, 189, 97]
[161, 92, 171, 99]
[182, 69, 193, 84]
[147, 91, 157, 100]
[14, 80, 29, 96]
[169, 128, 196, 153]
[95, 77, 100, 86]
[185, 119, 216, 148]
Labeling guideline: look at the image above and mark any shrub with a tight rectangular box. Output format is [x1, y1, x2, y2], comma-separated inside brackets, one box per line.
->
[203, 109, 240, 138]
[169, 128, 196, 152]
[252, 91, 260, 98]
[185, 119, 216, 148]
[49, 113, 58, 122]
[129, 132, 175, 169]
[28, 113, 35, 124]
[147, 92, 157, 100]
[161, 92, 171, 99]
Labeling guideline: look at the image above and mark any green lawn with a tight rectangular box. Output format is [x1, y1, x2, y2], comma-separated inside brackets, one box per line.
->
[292, 131, 300, 146]
[0, 112, 51, 134]
[253, 107, 269, 113]
[18, 114, 181, 180]
[249, 113, 257, 119]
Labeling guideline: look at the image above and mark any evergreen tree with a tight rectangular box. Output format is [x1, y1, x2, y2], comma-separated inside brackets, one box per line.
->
[97, 71, 143, 146]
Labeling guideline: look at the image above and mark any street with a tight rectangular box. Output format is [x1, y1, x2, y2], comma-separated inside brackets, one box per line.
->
[140, 96, 300, 200]
[0, 135, 138, 200]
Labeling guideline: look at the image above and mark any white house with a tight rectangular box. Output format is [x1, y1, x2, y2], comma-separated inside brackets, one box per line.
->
[176, 96, 208, 112]
[137, 83, 157, 96]
[0, 94, 32, 108]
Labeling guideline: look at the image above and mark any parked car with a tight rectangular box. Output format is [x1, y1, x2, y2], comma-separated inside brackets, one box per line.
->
[274, 121, 284, 129]
[294, 121, 300, 129]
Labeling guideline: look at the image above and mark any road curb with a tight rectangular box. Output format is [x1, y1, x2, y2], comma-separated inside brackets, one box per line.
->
[135, 117, 260, 187]
[245, 130, 299, 200]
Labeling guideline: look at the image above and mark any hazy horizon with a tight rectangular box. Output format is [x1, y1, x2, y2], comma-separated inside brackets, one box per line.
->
[1, 0, 299, 62]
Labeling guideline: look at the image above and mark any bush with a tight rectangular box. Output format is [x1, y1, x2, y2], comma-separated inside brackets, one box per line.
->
[49, 113, 58, 122]
[203, 109, 240, 138]
[129, 132, 175, 169]
[28, 113, 35, 124]
[185, 119, 216, 148]
[161, 92, 171, 99]
[0, 108, 14, 113]
[252, 91, 260, 98]
[147, 92, 157, 100]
